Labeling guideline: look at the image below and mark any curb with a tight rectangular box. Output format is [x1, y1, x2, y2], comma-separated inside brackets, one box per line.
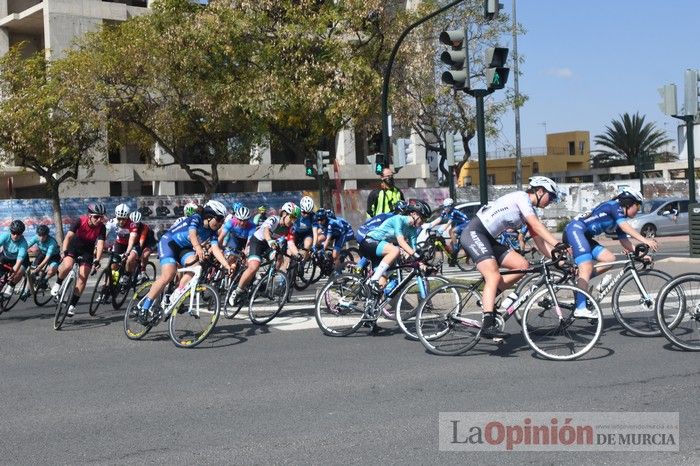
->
[656, 257, 700, 264]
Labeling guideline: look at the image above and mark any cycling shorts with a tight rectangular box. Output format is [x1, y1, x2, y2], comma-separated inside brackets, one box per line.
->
[358, 238, 383, 268]
[563, 221, 605, 265]
[33, 252, 61, 269]
[157, 236, 194, 266]
[460, 217, 511, 265]
[1, 254, 29, 271]
[327, 233, 347, 252]
[65, 239, 95, 263]
[247, 236, 270, 263]
[143, 230, 157, 250]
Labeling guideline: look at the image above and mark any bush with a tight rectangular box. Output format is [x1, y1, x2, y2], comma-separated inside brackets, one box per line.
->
[556, 218, 570, 232]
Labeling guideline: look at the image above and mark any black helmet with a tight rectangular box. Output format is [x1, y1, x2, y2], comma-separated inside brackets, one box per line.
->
[36, 224, 50, 236]
[407, 200, 431, 219]
[9, 220, 25, 234]
[87, 203, 106, 216]
[393, 200, 408, 214]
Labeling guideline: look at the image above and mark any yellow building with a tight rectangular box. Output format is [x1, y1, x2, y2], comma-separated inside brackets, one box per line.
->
[458, 131, 590, 186]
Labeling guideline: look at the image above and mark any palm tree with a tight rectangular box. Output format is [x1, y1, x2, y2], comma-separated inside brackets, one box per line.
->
[592, 112, 672, 168]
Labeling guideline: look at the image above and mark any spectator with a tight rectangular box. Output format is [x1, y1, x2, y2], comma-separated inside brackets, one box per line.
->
[172, 200, 184, 218]
[366, 167, 404, 218]
[138, 202, 153, 218]
[155, 199, 171, 218]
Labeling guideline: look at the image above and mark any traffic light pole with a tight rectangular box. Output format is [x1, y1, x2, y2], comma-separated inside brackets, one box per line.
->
[673, 115, 697, 204]
[467, 88, 494, 205]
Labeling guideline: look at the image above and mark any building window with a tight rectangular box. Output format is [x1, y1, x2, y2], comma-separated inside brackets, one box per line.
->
[532, 162, 539, 174]
[141, 182, 153, 196]
[464, 176, 472, 186]
[108, 147, 121, 164]
[109, 182, 122, 196]
[568, 141, 575, 155]
[487, 174, 496, 185]
[579, 141, 585, 154]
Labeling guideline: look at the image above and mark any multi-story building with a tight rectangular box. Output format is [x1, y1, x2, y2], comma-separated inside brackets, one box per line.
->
[0, 0, 431, 199]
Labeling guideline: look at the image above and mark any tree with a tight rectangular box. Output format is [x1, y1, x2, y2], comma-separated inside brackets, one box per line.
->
[0, 47, 103, 242]
[592, 112, 672, 168]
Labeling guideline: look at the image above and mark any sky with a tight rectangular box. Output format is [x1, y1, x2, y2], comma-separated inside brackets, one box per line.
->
[484, 0, 700, 154]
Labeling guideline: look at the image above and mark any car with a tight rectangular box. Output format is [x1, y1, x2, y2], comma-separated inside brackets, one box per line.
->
[626, 197, 689, 237]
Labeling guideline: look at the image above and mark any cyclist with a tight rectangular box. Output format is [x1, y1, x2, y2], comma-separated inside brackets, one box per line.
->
[353, 201, 408, 272]
[0, 220, 30, 298]
[218, 205, 255, 272]
[294, 196, 317, 257]
[28, 224, 61, 286]
[128, 211, 155, 283]
[460, 176, 563, 339]
[228, 202, 301, 305]
[424, 198, 470, 265]
[563, 189, 657, 318]
[107, 203, 140, 284]
[253, 205, 268, 226]
[137, 200, 232, 315]
[359, 200, 431, 295]
[50, 203, 107, 317]
[316, 210, 354, 274]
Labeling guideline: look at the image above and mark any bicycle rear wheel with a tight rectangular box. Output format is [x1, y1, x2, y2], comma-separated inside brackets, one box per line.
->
[395, 275, 451, 340]
[522, 284, 602, 360]
[248, 272, 288, 325]
[142, 261, 157, 282]
[656, 273, 700, 351]
[123, 281, 157, 340]
[315, 273, 367, 336]
[611, 269, 673, 337]
[415, 283, 482, 356]
[454, 248, 475, 272]
[33, 274, 53, 307]
[53, 274, 76, 330]
[89, 268, 112, 316]
[168, 284, 220, 348]
[4, 274, 27, 311]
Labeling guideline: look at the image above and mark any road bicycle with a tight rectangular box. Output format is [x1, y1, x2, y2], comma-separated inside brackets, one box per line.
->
[297, 246, 360, 289]
[54, 256, 96, 330]
[655, 272, 700, 351]
[123, 263, 220, 348]
[247, 250, 304, 325]
[417, 229, 473, 272]
[89, 251, 158, 315]
[0, 264, 25, 314]
[414, 245, 603, 361]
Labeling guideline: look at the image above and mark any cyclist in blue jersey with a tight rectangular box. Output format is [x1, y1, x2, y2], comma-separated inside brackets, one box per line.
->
[218, 206, 255, 272]
[424, 198, 470, 265]
[354, 201, 408, 272]
[316, 211, 354, 273]
[0, 220, 30, 298]
[294, 196, 317, 258]
[563, 190, 657, 318]
[28, 224, 60, 282]
[138, 200, 232, 313]
[359, 200, 431, 295]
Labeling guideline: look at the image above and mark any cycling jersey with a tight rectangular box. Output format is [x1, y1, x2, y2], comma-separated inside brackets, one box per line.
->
[324, 218, 353, 240]
[221, 217, 255, 251]
[475, 191, 536, 238]
[293, 213, 317, 237]
[440, 208, 470, 227]
[27, 235, 59, 258]
[568, 200, 629, 238]
[0, 232, 28, 261]
[366, 215, 419, 248]
[135, 223, 153, 245]
[253, 216, 293, 243]
[163, 214, 219, 248]
[355, 213, 393, 243]
[106, 218, 138, 246]
[69, 215, 106, 250]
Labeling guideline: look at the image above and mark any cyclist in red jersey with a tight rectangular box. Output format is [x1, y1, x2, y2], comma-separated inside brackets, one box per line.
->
[51, 203, 107, 317]
[128, 211, 155, 281]
[107, 204, 140, 284]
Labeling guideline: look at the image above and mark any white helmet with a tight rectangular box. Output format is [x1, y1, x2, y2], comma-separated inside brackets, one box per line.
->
[129, 211, 142, 224]
[300, 196, 314, 213]
[281, 202, 301, 217]
[234, 206, 251, 221]
[529, 176, 561, 202]
[617, 189, 643, 204]
[442, 198, 454, 208]
[115, 203, 130, 219]
[203, 200, 227, 217]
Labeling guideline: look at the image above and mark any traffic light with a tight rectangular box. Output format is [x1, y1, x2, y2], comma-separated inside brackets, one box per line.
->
[485, 46, 509, 90]
[484, 0, 503, 20]
[658, 84, 678, 116]
[375, 156, 384, 175]
[304, 158, 316, 178]
[316, 150, 330, 175]
[684, 69, 699, 117]
[445, 132, 466, 166]
[439, 29, 469, 91]
[393, 139, 414, 169]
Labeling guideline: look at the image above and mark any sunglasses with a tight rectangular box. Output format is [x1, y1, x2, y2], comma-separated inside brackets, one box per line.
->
[90, 214, 103, 219]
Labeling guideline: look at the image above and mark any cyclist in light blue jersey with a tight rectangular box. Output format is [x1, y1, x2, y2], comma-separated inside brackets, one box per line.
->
[28, 224, 60, 281]
[0, 220, 30, 298]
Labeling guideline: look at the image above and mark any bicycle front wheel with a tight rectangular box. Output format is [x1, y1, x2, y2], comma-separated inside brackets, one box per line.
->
[89, 268, 111, 316]
[315, 274, 367, 336]
[415, 283, 482, 356]
[123, 281, 157, 340]
[168, 284, 220, 348]
[248, 272, 289, 325]
[33, 275, 53, 307]
[656, 273, 700, 351]
[4, 274, 27, 311]
[395, 275, 451, 340]
[522, 284, 603, 360]
[611, 269, 673, 337]
[53, 274, 76, 330]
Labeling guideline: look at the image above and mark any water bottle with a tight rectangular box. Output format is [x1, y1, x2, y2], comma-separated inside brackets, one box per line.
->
[384, 278, 398, 297]
[112, 270, 120, 285]
[498, 292, 519, 313]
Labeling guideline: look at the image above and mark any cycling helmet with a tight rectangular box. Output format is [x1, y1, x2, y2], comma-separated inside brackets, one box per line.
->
[326, 209, 336, 219]
[393, 200, 409, 215]
[129, 211, 142, 224]
[442, 198, 455, 208]
[183, 202, 198, 217]
[87, 203, 106, 216]
[115, 203, 130, 219]
[203, 200, 227, 218]
[257, 205, 267, 214]
[281, 202, 301, 218]
[315, 209, 328, 222]
[300, 196, 314, 213]
[529, 176, 561, 202]
[407, 200, 432, 219]
[234, 206, 251, 221]
[36, 224, 50, 236]
[231, 201, 242, 212]
[617, 189, 643, 206]
[9, 220, 25, 235]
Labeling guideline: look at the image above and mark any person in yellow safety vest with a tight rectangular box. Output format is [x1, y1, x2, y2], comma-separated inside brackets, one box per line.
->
[366, 168, 405, 218]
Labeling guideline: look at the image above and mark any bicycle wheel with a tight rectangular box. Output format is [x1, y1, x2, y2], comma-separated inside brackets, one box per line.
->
[611, 269, 673, 337]
[123, 281, 158, 340]
[454, 248, 475, 272]
[656, 273, 700, 351]
[415, 283, 482, 356]
[248, 272, 288, 325]
[395, 275, 451, 340]
[142, 261, 157, 282]
[111, 270, 132, 311]
[222, 271, 246, 319]
[53, 274, 76, 330]
[315, 273, 368, 336]
[168, 284, 220, 348]
[513, 269, 568, 323]
[521, 284, 603, 360]
[32, 273, 53, 307]
[294, 258, 314, 291]
[4, 274, 27, 311]
[88, 268, 112, 316]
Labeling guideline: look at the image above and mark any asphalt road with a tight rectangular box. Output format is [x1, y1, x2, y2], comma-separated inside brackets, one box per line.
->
[0, 257, 699, 464]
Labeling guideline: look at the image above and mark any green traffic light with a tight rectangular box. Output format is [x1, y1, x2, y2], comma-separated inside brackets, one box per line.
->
[375, 163, 383, 175]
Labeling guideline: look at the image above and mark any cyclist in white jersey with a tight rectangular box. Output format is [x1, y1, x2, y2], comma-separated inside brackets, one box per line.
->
[459, 176, 564, 339]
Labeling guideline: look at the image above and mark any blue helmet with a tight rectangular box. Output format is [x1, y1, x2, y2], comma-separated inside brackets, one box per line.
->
[326, 209, 336, 219]
[315, 209, 329, 222]
[393, 200, 408, 214]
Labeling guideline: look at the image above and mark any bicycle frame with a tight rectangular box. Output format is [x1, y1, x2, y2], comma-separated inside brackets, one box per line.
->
[150, 264, 203, 321]
[592, 253, 652, 302]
